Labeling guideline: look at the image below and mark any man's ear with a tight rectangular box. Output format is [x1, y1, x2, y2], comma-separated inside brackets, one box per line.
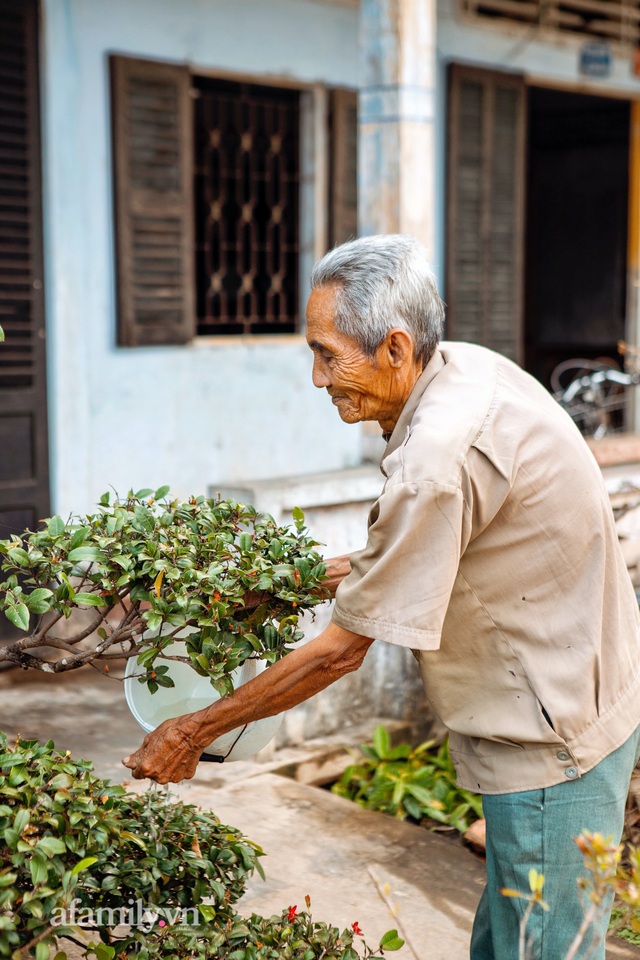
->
[384, 328, 415, 368]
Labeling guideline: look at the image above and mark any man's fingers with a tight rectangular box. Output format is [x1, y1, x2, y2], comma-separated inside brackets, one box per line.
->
[121, 725, 202, 783]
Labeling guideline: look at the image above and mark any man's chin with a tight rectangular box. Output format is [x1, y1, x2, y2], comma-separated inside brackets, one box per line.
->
[335, 405, 361, 424]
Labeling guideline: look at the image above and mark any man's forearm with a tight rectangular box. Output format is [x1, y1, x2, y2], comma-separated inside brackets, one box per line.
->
[322, 553, 352, 597]
[183, 621, 372, 749]
[122, 592, 369, 783]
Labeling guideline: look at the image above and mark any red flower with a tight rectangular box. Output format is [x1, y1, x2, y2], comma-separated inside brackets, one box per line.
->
[352, 922, 363, 936]
[287, 905, 297, 922]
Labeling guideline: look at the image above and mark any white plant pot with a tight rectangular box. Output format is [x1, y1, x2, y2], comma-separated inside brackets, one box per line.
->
[124, 641, 283, 762]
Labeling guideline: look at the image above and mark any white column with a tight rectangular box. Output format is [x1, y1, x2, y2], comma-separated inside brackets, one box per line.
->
[358, 0, 437, 258]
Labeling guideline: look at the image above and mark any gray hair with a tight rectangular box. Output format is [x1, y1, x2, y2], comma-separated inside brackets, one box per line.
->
[309, 234, 445, 366]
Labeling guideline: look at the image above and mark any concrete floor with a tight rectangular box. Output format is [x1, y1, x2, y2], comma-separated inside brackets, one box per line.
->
[0, 669, 638, 959]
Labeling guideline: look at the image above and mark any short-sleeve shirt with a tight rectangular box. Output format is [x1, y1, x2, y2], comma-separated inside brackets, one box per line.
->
[332, 341, 640, 794]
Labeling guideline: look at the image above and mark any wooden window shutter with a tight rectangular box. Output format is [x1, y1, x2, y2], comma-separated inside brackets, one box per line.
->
[0, 0, 49, 530]
[330, 89, 358, 247]
[446, 65, 526, 363]
[111, 56, 195, 346]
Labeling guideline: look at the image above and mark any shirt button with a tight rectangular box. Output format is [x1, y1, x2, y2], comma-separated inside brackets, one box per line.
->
[557, 750, 570, 761]
[565, 766, 578, 779]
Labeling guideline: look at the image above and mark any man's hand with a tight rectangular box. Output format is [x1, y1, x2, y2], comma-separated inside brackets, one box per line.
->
[122, 716, 203, 784]
[121, 621, 372, 785]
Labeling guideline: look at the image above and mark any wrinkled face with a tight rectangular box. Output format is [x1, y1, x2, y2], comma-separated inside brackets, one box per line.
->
[306, 285, 413, 428]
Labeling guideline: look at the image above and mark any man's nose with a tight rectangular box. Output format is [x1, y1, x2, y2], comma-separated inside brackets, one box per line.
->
[312, 357, 331, 389]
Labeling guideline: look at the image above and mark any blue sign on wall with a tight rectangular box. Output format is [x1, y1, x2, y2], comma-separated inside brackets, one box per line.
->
[579, 41, 612, 77]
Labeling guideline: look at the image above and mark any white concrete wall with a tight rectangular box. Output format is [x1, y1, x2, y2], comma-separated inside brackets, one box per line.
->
[40, 0, 360, 518]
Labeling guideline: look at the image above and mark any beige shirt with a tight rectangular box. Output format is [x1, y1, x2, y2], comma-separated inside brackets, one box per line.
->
[333, 341, 640, 795]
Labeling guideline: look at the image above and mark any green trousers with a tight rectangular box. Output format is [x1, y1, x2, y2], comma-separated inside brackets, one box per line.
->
[470, 723, 640, 960]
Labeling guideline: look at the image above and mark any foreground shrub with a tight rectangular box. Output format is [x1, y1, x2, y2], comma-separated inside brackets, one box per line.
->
[0, 731, 261, 958]
[0, 733, 403, 960]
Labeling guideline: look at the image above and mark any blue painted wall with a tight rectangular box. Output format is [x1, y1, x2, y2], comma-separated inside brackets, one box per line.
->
[41, 0, 360, 515]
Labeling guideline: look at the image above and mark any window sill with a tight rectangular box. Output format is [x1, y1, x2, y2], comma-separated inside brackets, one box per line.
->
[192, 334, 307, 348]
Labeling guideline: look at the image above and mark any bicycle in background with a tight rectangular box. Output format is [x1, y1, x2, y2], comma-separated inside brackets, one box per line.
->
[551, 342, 640, 440]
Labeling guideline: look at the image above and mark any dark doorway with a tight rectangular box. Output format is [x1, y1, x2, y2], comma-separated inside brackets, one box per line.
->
[524, 88, 630, 386]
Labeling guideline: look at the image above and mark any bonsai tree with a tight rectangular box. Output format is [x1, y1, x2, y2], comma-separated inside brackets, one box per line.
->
[0, 489, 329, 695]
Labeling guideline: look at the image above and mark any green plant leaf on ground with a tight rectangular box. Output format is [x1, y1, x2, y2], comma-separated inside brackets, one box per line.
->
[331, 725, 482, 834]
[610, 906, 640, 944]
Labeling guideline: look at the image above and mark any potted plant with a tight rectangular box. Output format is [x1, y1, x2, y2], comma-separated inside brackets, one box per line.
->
[0, 489, 328, 695]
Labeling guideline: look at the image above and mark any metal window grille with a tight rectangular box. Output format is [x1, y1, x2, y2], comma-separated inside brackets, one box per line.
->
[194, 77, 300, 336]
[462, 0, 640, 46]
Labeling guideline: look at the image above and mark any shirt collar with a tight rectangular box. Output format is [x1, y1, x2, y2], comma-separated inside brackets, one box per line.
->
[382, 347, 446, 461]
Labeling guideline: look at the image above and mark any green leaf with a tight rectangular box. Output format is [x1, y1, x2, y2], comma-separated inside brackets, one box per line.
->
[292, 506, 305, 523]
[27, 587, 54, 604]
[6, 603, 29, 631]
[13, 808, 30, 833]
[30, 854, 49, 886]
[69, 527, 89, 551]
[134, 488, 154, 498]
[133, 505, 155, 532]
[24, 588, 54, 614]
[3, 826, 19, 847]
[136, 647, 158, 666]
[154, 485, 171, 499]
[92, 945, 116, 960]
[144, 611, 163, 631]
[73, 593, 106, 608]
[71, 856, 98, 876]
[405, 784, 437, 807]
[67, 546, 105, 563]
[119, 830, 146, 849]
[35, 942, 50, 960]
[7, 546, 30, 567]
[37, 836, 66, 857]
[154, 674, 175, 688]
[0, 324, 4, 343]
[379, 929, 405, 951]
[372, 725, 390, 758]
[49, 773, 73, 789]
[47, 515, 66, 537]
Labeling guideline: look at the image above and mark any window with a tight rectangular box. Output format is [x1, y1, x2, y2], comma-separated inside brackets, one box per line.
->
[110, 56, 357, 347]
[194, 77, 299, 336]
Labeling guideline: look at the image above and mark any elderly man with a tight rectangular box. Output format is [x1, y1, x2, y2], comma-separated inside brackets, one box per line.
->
[124, 235, 640, 960]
